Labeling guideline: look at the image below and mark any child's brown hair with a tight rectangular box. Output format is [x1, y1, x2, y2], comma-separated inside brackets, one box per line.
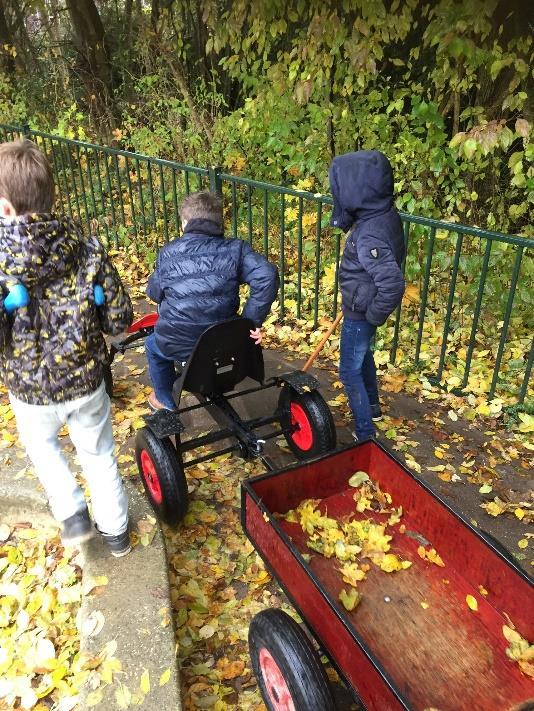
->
[180, 190, 223, 228]
[0, 139, 55, 215]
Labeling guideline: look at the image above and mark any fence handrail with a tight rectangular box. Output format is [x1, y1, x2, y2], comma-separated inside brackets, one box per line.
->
[20, 125, 210, 177]
[219, 173, 532, 249]
[1, 122, 531, 248]
[0, 121, 531, 403]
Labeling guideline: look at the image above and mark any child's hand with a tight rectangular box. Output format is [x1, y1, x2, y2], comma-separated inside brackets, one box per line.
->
[249, 328, 262, 345]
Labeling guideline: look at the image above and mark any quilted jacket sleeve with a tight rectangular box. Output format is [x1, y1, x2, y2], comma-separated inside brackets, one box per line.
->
[356, 233, 405, 326]
[239, 242, 280, 327]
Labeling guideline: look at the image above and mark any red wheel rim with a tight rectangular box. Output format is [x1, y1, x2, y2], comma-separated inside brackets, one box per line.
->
[259, 647, 296, 711]
[289, 402, 313, 451]
[140, 450, 163, 505]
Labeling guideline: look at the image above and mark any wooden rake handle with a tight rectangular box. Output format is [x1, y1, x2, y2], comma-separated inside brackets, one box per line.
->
[302, 312, 343, 372]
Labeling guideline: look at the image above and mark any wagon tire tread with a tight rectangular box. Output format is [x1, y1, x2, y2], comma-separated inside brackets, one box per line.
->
[135, 427, 188, 526]
[279, 388, 336, 460]
[249, 608, 335, 711]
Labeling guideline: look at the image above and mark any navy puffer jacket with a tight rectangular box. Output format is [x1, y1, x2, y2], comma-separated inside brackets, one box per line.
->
[147, 218, 279, 360]
[329, 151, 405, 326]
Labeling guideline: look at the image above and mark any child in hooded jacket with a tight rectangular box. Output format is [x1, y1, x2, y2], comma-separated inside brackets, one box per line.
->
[329, 150, 405, 440]
[0, 139, 133, 555]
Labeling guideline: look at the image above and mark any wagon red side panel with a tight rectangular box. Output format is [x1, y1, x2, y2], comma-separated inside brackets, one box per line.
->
[243, 441, 534, 711]
[243, 488, 407, 710]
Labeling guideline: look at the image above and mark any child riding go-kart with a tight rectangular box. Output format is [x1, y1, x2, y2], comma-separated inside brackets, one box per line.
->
[107, 313, 337, 525]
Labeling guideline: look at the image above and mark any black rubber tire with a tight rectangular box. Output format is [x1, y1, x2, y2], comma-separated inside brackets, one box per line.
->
[103, 362, 113, 398]
[103, 343, 113, 398]
[279, 387, 336, 460]
[135, 427, 188, 525]
[249, 609, 335, 711]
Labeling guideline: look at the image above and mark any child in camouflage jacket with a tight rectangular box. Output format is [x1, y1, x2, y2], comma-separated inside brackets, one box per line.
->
[0, 139, 133, 556]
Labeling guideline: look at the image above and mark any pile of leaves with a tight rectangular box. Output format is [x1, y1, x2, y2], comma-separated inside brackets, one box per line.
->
[283, 472, 414, 612]
[503, 625, 534, 679]
[161, 454, 284, 711]
[0, 523, 120, 710]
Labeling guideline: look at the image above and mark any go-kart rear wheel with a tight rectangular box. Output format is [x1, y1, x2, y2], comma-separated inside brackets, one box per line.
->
[279, 388, 336, 460]
[103, 343, 113, 398]
[249, 609, 335, 711]
[135, 427, 188, 525]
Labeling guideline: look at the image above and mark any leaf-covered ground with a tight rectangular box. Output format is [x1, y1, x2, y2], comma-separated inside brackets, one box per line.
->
[0, 251, 532, 710]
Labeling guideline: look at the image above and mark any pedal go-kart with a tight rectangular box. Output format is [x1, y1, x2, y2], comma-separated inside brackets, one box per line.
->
[107, 314, 336, 525]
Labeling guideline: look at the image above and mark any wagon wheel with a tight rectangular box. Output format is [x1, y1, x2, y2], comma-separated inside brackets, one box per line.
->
[135, 427, 188, 525]
[279, 387, 336, 460]
[249, 609, 335, 711]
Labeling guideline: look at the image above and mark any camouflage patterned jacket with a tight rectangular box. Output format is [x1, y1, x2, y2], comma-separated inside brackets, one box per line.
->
[0, 214, 133, 405]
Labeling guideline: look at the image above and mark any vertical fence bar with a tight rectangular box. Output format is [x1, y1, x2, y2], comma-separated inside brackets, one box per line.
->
[84, 148, 100, 237]
[171, 169, 180, 232]
[74, 144, 91, 233]
[488, 246, 523, 399]
[134, 159, 148, 236]
[296, 196, 304, 319]
[124, 157, 140, 251]
[436, 232, 464, 380]
[390, 220, 411, 364]
[518, 335, 533, 404]
[146, 162, 157, 232]
[462, 239, 492, 389]
[112, 154, 127, 230]
[64, 144, 82, 224]
[196, 172, 203, 191]
[415, 226, 436, 364]
[184, 170, 190, 196]
[247, 185, 253, 245]
[54, 141, 74, 219]
[231, 180, 237, 236]
[44, 138, 65, 214]
[159, 165, 169, 244]
[94, 151, 111, 244]
[209, 166, 222, 195]
[313, 200, 322, 329]
[263, 190, 269, 257]
[279, 193, 285, 317]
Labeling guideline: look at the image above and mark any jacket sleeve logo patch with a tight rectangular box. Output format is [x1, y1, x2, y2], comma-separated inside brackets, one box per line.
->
[370, 247, 379, 259]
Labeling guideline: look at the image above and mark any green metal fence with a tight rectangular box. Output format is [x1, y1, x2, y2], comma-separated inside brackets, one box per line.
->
[0, 123, 532, 405]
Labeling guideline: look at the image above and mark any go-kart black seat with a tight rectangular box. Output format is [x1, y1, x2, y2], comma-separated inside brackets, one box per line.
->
[172, 318, 264, 405]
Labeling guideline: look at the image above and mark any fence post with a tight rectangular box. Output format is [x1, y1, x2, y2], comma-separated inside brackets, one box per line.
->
[209, 165, 223, 195]
[22, 123, 31, 138]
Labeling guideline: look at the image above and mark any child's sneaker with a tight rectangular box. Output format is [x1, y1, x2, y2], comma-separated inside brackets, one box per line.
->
[61, 507, 95, 546]
[370, 403, 383, 421]
[99, 528, 132, 558]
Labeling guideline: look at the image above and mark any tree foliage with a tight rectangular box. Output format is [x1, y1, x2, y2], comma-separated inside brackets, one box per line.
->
[0, 0, 532, 234]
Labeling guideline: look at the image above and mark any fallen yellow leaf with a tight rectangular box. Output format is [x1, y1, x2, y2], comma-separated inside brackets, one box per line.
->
[466, 594, 478, 611]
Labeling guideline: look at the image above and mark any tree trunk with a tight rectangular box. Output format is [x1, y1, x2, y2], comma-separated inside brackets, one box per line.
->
[65, 0, 116, 122]
[0, 1, 16, 75]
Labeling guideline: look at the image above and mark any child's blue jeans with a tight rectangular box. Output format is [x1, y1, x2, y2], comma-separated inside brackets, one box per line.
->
[145, 333, 178, 410]
[339, 318, 379, 440]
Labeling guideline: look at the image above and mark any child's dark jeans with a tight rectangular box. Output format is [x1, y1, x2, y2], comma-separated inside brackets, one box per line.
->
[339, 318, 379, 440]
[145, 333, 178, 410]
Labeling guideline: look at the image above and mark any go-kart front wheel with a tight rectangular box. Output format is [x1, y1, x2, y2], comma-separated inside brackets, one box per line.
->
[279, 388, 336, 460]
[135, 427, 188, 525]
[249, 609, 335, 711]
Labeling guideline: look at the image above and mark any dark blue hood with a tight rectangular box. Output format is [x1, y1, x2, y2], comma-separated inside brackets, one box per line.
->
[329, 151, 394, 232]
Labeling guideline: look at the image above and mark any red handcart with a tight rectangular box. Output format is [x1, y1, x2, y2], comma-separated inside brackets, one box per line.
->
[242, 440, 534, 711]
